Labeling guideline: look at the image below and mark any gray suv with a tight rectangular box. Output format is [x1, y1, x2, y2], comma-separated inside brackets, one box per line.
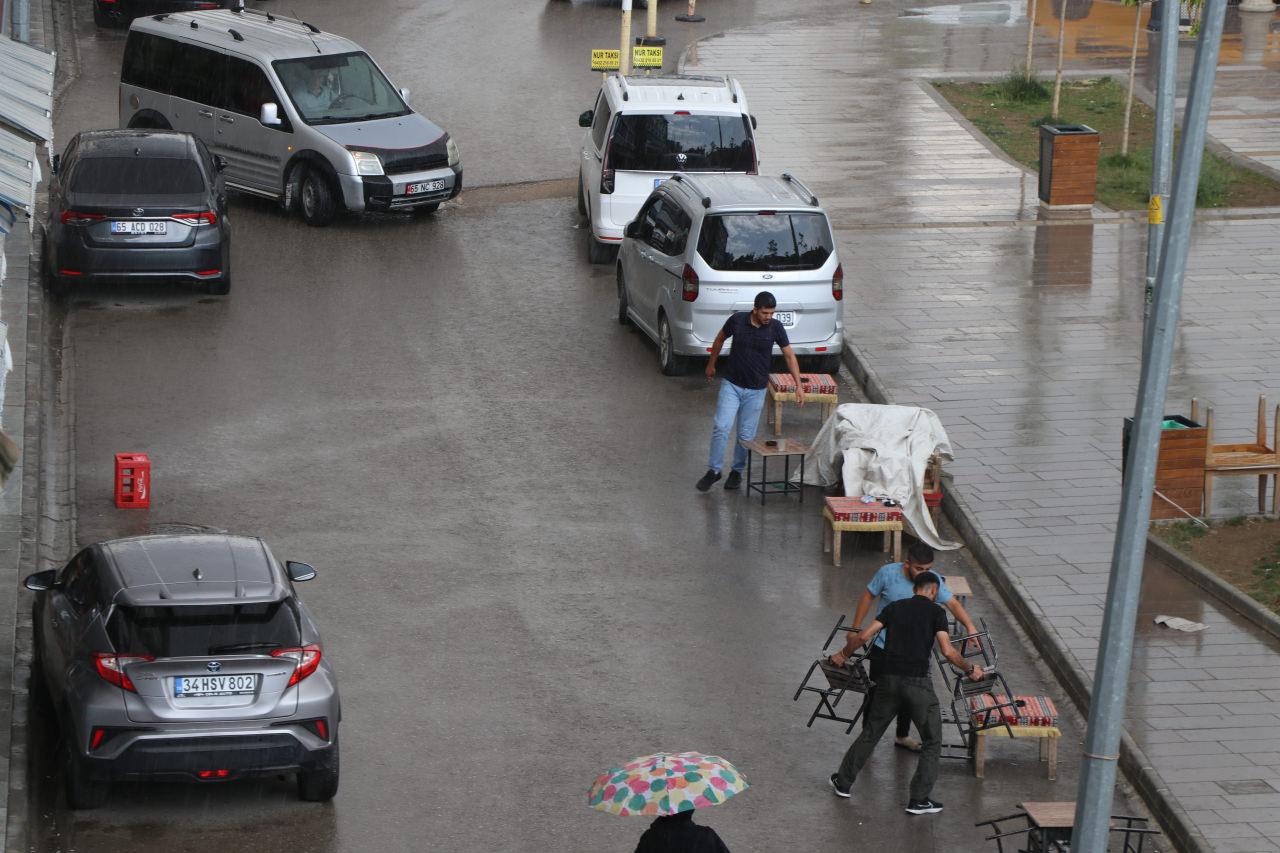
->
[25, 534, 341, 809]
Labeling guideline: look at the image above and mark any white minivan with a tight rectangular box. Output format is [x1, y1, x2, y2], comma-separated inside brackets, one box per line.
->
[577, 73, 757, 264]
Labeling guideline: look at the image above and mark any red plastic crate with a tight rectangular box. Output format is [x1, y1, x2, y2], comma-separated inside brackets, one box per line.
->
[114, 453, 151, 509]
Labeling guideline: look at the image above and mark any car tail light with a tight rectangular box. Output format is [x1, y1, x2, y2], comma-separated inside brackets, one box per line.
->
[681, 265, 699, 302]
[196, 769, 231, 779]
[58, 269, 83, 276]
[674, 110, 691, 116]
[93, 652, 154, 692]
[600, 132, 615, 195]
[832, 263, 844, 302]
[172, 211, 217, 226]
[272, 644, 322, 687]
[195, 269, 221, 277]
[90, 728, 106, 750]
[60, 211, 104, 226]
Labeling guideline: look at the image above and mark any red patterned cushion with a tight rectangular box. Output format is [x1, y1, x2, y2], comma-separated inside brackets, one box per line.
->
[969, 694, 1059, 727]
[824, 496, 903, 523]
[769, 373, 837, 395]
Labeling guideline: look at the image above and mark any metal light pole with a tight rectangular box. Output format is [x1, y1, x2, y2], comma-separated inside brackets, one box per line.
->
[1144, 0, 1178, 328]
[620, 0, 633, 74]
[1071, 0, 1227, 847]
[13, 0, 30, 42]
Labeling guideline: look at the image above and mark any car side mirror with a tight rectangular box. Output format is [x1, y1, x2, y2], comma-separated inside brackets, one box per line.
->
[578, 109, 594, 128]
[260, 102, 282, 126]
[214, 154, 228, 172]
[24, 569, 57, 591]
[625, 221, 641, 239]
[50, 153, 60, 175]
[398, 87, 410, 102]
[750, 114, 758, 130]
[286, 561, 317, 582]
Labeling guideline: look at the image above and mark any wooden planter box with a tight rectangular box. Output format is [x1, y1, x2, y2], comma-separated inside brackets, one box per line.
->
[1124, 415, 1207, 520]
[1038, 124, 1100, 208]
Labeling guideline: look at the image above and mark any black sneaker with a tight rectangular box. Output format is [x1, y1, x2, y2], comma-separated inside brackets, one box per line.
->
[829, 774, 851, 799]
[724, 470, 742, 490]
[905, 799, 943, 815]
[696, 470, 722, 492]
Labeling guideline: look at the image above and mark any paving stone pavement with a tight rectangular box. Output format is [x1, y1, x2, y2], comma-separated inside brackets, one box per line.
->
[687, 4, 1280, 851]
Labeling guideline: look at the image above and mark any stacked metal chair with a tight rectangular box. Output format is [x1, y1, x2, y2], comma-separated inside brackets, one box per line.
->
[934, 618, 1021, 759]
[792, 615, 875, 734]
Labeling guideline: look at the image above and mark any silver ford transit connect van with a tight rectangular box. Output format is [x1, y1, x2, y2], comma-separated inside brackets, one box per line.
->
[119, 8, 462, 226]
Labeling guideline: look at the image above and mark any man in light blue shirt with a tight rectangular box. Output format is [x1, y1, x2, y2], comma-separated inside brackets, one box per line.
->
[849, 542, 978, 751]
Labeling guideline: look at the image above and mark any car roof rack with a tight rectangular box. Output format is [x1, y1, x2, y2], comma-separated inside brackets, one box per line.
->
[668, 173, 711, 208]
[240, 7, 321, 34]
[727, 75, 741, 103]
[781, 172, 819, 206]
[228, 28, 244, 41]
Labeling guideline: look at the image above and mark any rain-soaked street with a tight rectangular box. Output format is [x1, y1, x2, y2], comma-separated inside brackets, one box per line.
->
[24, 0, 1129, 850]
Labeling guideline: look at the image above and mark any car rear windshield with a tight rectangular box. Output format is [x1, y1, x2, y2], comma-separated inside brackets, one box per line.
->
[107, 602, 301, 658]
[607, 114, 754, 172]
[696, 212, 834, 271]
[69, 157, 205, 196]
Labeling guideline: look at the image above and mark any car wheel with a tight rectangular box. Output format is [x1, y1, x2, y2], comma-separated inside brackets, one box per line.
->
[616, 268, 631, 326]
[812, 354, 842, 374]
[205, 274, 230, 296]
[299, 168, 338, 227]
[297, 734, 340, 802]
[43, 250, 67, 299]
[587, 236, 614, 265]
[63, 741, 109, 810]
[658, 314, 687, 376]
[577, 175, 587, 217]
[410, 202, 440, 217]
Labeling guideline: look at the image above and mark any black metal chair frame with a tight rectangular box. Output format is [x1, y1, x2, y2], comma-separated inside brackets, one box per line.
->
[933, 619, 1020, 759]
[792, 614, 874, 734]
[976, 811, 1159, 853]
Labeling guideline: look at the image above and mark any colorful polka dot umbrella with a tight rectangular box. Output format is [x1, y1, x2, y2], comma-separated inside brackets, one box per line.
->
[588, 752, 749, 817]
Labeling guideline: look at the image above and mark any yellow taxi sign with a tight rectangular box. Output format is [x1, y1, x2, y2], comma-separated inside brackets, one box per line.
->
[632, 45, 664, 69]
[1148, 194, 1164, 225]
[591, 49, 621, 72]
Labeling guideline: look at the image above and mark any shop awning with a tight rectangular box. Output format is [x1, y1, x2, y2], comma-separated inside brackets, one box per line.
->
[0, 34, 55, 144]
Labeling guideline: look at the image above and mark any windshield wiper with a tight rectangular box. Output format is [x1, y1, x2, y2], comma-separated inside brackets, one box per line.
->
[208, 641, 282, 654]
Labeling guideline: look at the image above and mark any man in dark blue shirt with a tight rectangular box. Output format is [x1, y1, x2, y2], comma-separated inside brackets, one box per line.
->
[696, 292, 806, 492]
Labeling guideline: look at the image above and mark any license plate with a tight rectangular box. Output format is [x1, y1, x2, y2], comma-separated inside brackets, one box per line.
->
[406, 179, 446, 195]
[775, 311, 796, 327]
[111, 221, 167, 235]
[175, 674, 259, 697]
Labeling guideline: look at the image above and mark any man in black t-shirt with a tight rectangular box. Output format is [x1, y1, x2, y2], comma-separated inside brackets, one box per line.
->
[826, 572, 986, 815]
[695, 292, 806, 492]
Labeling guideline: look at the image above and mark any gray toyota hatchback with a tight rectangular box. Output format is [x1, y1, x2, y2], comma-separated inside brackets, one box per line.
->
[25, 534, 340, 809]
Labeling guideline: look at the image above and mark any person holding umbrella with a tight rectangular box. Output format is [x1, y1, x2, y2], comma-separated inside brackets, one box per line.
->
[588, 752, 745, 852]
[827, 571, 985, 815]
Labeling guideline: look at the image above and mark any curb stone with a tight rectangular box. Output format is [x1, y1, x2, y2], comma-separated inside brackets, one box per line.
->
[839, 336, 1213, 853]
[1146, 534, 1280, 643]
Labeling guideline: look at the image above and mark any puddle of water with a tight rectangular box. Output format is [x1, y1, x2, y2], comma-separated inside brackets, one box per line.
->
[903, 1, 1026, 26]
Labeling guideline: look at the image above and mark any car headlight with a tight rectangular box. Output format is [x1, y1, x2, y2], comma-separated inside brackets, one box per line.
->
[350, 151, 384, 176]
[446, 136, 460, 168]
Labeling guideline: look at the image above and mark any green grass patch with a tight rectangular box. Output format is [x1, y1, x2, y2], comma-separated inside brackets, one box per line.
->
[934, 76, 1280, 209]
[1163, 520, 1208, 552]
[1252, 543, 1280, 612]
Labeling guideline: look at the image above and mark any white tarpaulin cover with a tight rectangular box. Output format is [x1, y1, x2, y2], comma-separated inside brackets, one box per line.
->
[801, 403, 959, 550]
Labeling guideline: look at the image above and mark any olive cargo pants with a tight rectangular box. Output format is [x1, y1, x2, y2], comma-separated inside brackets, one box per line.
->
[834, 673, 942, 802]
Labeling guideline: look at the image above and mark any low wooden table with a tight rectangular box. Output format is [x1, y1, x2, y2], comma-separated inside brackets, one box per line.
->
[767, 373, 838, 436]
[740, 438, 810, 505]
[947, 575, 972, 600]
[974, 725, 1061, 781]
[1021, 802, 1076, 852]
[821, 507, 902, 567]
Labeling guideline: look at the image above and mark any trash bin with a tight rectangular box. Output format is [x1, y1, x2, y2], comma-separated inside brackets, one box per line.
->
[1122, 414, 1207, 520]
[1038, 124, 1100, 208]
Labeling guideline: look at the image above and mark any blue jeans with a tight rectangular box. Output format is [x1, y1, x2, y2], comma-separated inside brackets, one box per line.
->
[707, 380, 767, 473]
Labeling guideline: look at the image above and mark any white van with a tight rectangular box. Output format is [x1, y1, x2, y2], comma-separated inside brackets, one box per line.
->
[577, 73, 757, 264]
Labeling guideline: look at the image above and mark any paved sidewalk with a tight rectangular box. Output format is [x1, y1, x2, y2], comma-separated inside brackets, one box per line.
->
[687, 3, 1280, 852]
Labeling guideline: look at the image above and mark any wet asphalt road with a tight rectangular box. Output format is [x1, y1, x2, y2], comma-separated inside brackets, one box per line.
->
[31, 0, 1099, 850]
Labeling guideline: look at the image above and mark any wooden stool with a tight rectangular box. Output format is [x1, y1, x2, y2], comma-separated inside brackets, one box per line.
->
[973, 725, 1061, 780]
[822, 506, 902, 567]
[767, 373, 839, 436]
